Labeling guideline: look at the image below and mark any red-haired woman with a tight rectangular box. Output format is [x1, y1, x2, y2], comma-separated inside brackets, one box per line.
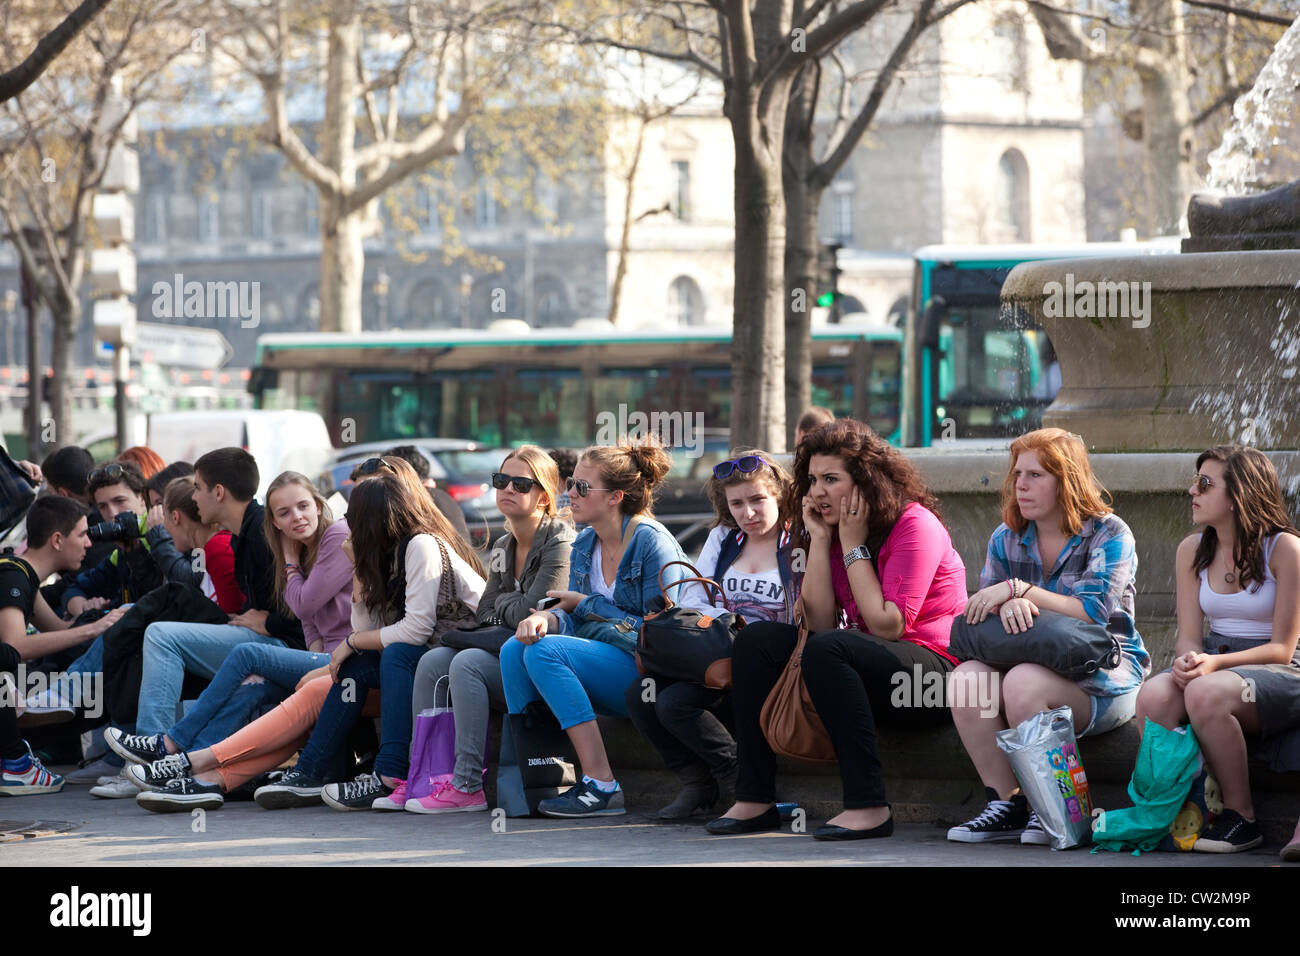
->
[947, 428, 1149, 845]
[707, 419, 967, 840]
[1138, 445, 1300, 854]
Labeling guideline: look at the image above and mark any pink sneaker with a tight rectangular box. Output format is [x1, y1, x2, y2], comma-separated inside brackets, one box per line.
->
[372, 779, 408, 811]
[406, 781, 488, 814]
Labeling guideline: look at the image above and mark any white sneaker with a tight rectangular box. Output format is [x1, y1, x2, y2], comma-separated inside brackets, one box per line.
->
[89, 770, 141, 799]
[64, 756, 123, 786]
[19, 688, 76, 726]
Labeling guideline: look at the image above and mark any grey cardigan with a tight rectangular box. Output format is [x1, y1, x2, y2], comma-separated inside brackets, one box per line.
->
[479, 514, 576, 628]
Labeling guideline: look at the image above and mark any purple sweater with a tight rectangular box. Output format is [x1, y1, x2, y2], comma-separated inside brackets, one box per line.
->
[282, 519, 353, 654]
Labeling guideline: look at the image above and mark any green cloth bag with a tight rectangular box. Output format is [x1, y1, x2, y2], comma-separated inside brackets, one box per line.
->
[1092, 719, 1201, 854]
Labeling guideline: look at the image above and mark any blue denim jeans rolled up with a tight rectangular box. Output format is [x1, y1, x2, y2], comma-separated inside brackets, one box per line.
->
[500, 635, 638, 729]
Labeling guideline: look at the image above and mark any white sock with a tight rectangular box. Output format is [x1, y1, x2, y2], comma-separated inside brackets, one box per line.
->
[584, 775, 618, 792]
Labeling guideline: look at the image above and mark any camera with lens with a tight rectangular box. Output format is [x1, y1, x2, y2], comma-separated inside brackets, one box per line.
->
[87, 511, 142, 544]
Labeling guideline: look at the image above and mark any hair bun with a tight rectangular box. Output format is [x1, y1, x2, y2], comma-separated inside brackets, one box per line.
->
[624, 439, 672, 488]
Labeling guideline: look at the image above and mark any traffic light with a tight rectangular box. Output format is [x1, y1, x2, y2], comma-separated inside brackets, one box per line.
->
[817, 242, 843, 321]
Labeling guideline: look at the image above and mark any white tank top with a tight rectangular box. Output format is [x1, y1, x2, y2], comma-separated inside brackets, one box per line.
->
[1198, 533, 1280, 640]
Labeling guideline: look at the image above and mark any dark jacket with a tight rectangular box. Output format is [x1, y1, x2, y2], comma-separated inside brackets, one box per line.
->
[711, 527, 797, 625]
[231, 500, 305, 649]
[62, 514, 197, 610]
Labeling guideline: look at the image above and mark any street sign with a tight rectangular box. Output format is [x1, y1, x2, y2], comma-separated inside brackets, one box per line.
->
[133, 322, 234, 368]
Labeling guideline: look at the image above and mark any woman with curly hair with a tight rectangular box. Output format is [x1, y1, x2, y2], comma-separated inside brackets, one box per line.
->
[706, 419, 967, 840]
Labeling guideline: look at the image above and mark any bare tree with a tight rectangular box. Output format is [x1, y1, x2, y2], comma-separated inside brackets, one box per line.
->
[0, 0, 116, 103]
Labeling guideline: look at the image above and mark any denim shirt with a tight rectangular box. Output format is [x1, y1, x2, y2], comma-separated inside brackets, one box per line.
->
[552, 514, 691, 654]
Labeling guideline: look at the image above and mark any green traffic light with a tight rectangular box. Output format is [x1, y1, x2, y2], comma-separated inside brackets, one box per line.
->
[816, 292, 836, 307]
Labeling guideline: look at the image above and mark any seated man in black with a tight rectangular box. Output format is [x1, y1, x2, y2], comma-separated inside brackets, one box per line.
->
[0, 498, 126, 795]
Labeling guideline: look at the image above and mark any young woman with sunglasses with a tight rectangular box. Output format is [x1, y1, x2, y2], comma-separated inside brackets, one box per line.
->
[1136, 445, 1300, 854]
[707, 419, 967, 840]
[625, 450, 796, 819]
[405, 446, 575, 813]
[502, 438, 703, 817]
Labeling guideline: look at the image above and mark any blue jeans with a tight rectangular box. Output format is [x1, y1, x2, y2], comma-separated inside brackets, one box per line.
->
[67, 635, 103, 676]
[136, 622, 286, 736]
[167, 643, 329, 751]
[295, 642, 430, 782]
[500, 636, 638, 729]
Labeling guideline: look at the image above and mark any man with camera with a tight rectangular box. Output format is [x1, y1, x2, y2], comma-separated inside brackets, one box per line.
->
[61, 461, 199, 618]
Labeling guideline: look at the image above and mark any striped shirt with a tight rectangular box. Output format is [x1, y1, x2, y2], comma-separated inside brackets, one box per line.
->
[979, 513, 1149, 697]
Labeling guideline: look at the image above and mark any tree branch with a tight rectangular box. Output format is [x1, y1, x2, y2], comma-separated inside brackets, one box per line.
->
[0, 0, 115, 104]
[1180, 0, 1293, 26]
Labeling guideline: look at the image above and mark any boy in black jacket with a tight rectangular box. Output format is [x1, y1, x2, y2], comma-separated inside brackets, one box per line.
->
[105, 448, 305, 765]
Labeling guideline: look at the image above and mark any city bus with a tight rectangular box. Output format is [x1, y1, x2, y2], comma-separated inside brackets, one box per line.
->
[249, 323, 903, 450]
[901, 240, 1182, 447]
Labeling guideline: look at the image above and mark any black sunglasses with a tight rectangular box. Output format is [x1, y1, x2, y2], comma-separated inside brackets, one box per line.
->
[566, 477, 614, 498]
[713, 455, 769, 480]
[492, 472, 541, 494]
[87, 463, 126, 485]
[356, 457, 397, 477]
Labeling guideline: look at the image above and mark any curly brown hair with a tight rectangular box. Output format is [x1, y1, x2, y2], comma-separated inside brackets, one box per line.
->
[1193, 445, 1300, 592]
[783, 419, 941, 557]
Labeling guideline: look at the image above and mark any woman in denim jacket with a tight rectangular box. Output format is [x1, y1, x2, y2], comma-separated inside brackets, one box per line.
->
[502, 439, 701, 818]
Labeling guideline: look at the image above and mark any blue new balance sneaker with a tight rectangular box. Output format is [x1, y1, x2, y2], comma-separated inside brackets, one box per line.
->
[538, 777, 626, 818]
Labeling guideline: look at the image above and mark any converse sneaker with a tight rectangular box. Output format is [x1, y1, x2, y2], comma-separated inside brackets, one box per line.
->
[126, 752, 193, 792]
[89, 769, 141, 799]
[538, 777, 626, 818]
[322, 772, 393, 811]
[1194, 809, 1263, 853]
[0, 743, 64, 796]
[406, 781, 489, 814]
[1020, 811, 1052, 846]
[947, 787, 1030, 843]
[254, 767, 325, 809]
[104, 728, 169, 765]
[63, 755, 124, 786]
[371, 779, 409, 811]
[135, 776, 225, 813]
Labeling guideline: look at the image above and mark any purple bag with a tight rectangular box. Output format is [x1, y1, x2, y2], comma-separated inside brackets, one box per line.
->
[407, 676, 456, 800]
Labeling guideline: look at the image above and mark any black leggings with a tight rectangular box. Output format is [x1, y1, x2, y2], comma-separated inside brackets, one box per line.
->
[1, 642, 25, 760]
[732, 622, 954, 808]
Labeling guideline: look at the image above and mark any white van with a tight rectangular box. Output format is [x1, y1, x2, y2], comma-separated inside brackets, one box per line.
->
[80, 410, 334, 501]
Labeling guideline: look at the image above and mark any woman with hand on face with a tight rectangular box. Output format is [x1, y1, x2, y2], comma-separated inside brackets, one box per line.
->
[119, 472, 353, 810]
[500, 438, 699, 818]
[707, 419, 967, 840]
[1137, 445, 1300, 855]
[946, 428, 1148, 845]
[625, 450, 796, 820]
[405, 446, 574, 814]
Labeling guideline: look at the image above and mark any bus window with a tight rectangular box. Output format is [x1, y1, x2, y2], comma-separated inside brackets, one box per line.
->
[442, 370, 504, 445]
[505, 367, 584, 447]
[336, 373, 440, 443]
[866, 344, 902, 440]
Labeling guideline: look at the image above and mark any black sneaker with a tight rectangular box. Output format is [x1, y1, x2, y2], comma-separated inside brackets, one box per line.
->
[254, 767, 325, 809]
[1194, 809, 1263, 853]
[538, 778, 626, 818]
[126, 752, 193, 791]
[104, 728, 168, 765]
[947, 787, 1030, 843]
[135, 776, 224, 813]
[321, 772, 392, 811]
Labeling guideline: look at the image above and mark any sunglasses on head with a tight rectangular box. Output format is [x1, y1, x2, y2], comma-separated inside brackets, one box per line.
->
[713, 455, 769, 480]
[566, 477, 614, 498]
[356, 457, 397, 476]
[1193, 473, 1215, 494]
[87, 463, 126, 485]
[492, 472, 541, 494]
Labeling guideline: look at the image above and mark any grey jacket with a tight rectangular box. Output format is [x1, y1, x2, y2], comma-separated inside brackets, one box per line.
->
[479, 514, 576, 628]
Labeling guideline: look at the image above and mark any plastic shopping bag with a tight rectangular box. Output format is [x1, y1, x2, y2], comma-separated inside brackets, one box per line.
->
[996, 705, 1093, 850]
[407, 676, 456, 800]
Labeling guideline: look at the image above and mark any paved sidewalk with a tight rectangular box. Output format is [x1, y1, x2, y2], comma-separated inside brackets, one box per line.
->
[0, 786, 1282, 866]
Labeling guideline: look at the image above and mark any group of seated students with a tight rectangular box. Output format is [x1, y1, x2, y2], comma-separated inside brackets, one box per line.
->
[1, 408, 1298, 859]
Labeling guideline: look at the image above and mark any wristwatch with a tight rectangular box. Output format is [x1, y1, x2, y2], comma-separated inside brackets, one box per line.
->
[843, 545, 872, 569]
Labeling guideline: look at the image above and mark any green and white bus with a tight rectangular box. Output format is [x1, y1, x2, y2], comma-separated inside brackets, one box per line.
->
[902, 241, 1180, 447]
[250, 323, 903, 449]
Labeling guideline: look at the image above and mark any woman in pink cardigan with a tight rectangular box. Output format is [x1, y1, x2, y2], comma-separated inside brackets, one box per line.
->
[707, 419, 967, 841]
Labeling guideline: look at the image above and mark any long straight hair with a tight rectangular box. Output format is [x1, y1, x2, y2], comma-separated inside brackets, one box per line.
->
[1000, 428, 1111, 536]
[263, 471, 333, 614]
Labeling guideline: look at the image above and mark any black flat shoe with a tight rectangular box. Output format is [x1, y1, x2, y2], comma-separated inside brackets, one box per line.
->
[813, 816, 894, 841]
[705, 805, 781, 835]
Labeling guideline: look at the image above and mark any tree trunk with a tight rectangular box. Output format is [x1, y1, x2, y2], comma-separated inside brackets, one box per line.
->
[1135, 0, 1196, 234]
[783, 65, 819, 448]
[730, 134, 788, 453]
[608, 117, 647, 326]
[48, 292, 75, 454]
[318, 1, 362, 334]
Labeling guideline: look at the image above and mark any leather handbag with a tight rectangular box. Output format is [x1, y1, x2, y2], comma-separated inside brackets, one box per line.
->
[947, 610, 1121, 681]
[636, 560, 743, 690]
[430, 536, 480, 643]
[759, 597, 837, 765]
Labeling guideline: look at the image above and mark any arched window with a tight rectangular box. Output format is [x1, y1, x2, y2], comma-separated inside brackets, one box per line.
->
[533, 275, 571, 327]
[996, 149, 1030, 242]
[668, 276, 705, 326]
[405, 278, 456, 328]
